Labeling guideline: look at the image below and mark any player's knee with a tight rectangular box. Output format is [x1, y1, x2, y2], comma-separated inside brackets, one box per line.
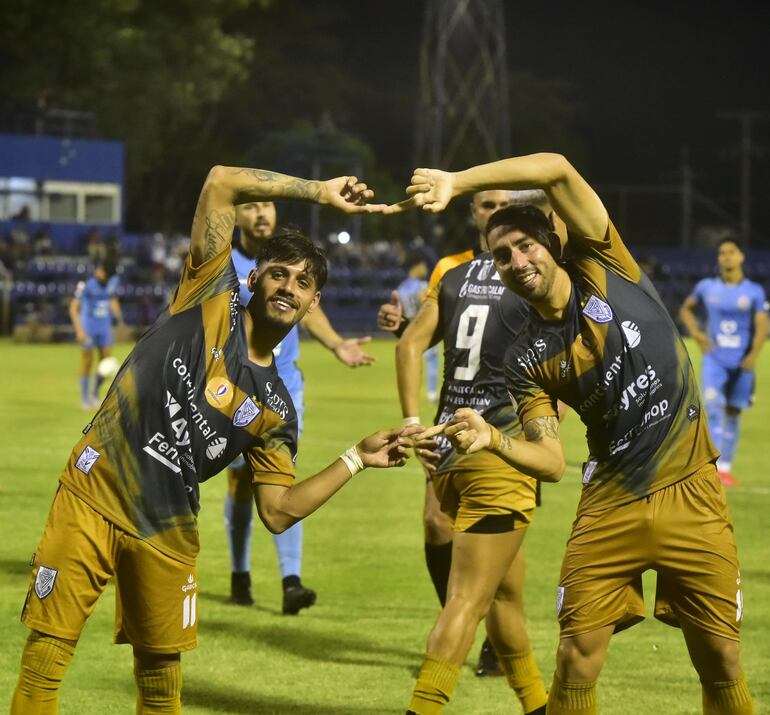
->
[693, 638, 742, 682]
[444, 592, 493, 625]
[555, 636, 607, 682]
[133, 648, 181, 671]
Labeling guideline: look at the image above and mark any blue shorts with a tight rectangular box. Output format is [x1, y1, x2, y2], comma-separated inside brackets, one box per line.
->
[229, 383, 304, 470]
[701, 353, 755, 410]
[81, 330, 112, 350]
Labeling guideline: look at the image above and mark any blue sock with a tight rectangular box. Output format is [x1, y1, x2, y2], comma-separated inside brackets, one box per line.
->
[705, 400, 724, 452]
[273, 522, 303, 580]
[224, 494, 253, 573]
[720, 412, 741, 465]
[93, 374, 105, 399]
[79, 376, 90, 403]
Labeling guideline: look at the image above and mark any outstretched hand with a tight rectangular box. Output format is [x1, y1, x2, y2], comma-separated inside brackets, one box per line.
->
[323, 176, 387, 214]
[383, 168, 456, 214]
[417, 408, 492, 455]
[333, 336, 376, 367]
[356, 428, 417, 469]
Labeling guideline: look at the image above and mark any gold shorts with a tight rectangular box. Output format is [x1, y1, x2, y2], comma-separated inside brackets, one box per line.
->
[556, 464, 742, 640]
[432, 449, 537, 532]
[21, 484, 198, 653]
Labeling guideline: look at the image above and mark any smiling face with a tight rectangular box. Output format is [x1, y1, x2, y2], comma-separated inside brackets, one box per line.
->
[488, 226, 560, 304]
[247, 259, 320, 329]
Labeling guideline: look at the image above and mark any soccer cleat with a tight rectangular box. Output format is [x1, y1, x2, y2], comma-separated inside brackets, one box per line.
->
[282, 583, 317, 615]
[229, 571, 254, 606]
[474, 637, 503, 677]
[718, 470, 737, 487]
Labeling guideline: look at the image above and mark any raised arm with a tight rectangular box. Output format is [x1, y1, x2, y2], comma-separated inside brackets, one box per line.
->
[190, 167, 383, 267]
[390, 153, 608, 240]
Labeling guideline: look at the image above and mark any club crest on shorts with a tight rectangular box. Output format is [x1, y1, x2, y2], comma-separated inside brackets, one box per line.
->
[34, 565, 58, 599]
[233, 397, 261, 428]
[556, 585, 565, 616]
[582, 295, 613, 323]
[75, 445, 100, 475]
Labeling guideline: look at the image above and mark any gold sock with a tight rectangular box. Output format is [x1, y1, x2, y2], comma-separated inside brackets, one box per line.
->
[11, 632, 75, 715]
[498, 650, 548, 713]
[134, 663, 182, 714]
[408, 654, 460, 715]
[702, 675, 754, 715]
[546, 673, 597, 714]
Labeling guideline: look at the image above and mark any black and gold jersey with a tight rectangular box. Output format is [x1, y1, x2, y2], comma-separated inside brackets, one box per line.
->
[59, 248, 298, 564]
[504, 222, 717, 515]
[428, 252, 530, 474]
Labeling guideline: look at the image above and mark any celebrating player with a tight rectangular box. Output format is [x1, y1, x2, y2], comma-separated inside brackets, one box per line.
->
[11, 167, 415, 714]
[378, 189, 512, 677]
[68, 260, 124, 409]
[678, 238, 768, 486]
[395, 154, 754, 715]
[227, 200, 374, 614]
[397, 192, 551, 714]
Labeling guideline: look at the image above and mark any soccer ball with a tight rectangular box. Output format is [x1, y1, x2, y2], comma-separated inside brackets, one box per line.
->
[96, 356, 120, 380]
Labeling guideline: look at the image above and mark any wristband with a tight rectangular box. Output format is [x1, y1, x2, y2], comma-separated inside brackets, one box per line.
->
[488, 425, 502, 451]
[402, 416, 421, 427]
[339, 445, 365, 477]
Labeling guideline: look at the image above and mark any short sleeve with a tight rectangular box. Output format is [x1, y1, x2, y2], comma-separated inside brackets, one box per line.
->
[689, 279, 706, 304]
[244, 417, 298, 488]
[566, 221, 641, 284]
[504, 347, 558, 425]
[74, 281, 85, 299]
[753, 283, 769, 313]
[169, 249, 239, 315]
[107, 275, 120, 297]
[424, 279, 441, 305]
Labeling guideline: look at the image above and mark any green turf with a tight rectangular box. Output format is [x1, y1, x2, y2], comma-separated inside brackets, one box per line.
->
[0, 337, 768, 714]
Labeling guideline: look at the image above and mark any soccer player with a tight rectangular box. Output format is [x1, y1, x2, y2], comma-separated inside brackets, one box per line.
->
[11, 167, 414, 714]
[397, 192, 549, 714]
[69, 260, 124, 409]
[678, 238, 768, 486]
[378, 190, 511, 677]
[227, 200, 375, 613]
[396, 153, 754, 714]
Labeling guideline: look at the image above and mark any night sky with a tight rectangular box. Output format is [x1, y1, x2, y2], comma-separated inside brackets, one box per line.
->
[330, 1, 770, 243]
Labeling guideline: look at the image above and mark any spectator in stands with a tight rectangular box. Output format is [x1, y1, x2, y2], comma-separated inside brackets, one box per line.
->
[69, 260, 124, 409]
[32, 227, 54, 257]
[82, 227, 106, 262]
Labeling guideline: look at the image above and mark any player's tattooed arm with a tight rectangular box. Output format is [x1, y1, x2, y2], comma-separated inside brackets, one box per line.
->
[190, 166, 385, 266]
[522, 415, 560, 442]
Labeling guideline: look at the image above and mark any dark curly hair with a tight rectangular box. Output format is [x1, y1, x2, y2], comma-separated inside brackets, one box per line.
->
[255, 230, 329, 290]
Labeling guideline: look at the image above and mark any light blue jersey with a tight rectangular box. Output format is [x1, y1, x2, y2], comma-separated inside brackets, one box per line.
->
[76, 275, 118, 347]
[231, 245, 304, 420]
[398, 275, 427, 319]
[690, 277, 768, 369]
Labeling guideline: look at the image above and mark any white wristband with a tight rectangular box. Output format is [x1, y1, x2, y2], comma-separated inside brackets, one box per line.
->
[402, 416, 421, 427]
[339, 445, 365, 477]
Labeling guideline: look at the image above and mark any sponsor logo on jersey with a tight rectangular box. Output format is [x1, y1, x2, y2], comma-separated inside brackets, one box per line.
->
[264, 381, 290, 420]
[206, 437, 228, 460]
[144, 432, 183, 474]
[229, 290, 239, 333]
[556, 585, 565, 616]
[608, 398, 670, 455]
[582, 295, 613, 323]
[686, 404, 700, 422]
[621, 320, 641, 348]
[515, 338, 548, 370]
[211, 346, 223, 361]
[34, 565, 58, 599]
[205, 377, 235, 409]
[233, 397, 261, 427]
[75, 445, 100, 475]
[182, 573, 197, 593]
[737, 294, 751, 310]
[560, 359, 572, 379]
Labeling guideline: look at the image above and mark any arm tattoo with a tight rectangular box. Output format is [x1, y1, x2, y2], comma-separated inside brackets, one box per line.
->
[203, 208, 236, 260]
[227, 168, 323, 202]
[523, 415, 560, 442]
[499, 434, 514, 451]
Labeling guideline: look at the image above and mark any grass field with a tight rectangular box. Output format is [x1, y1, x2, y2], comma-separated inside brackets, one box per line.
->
[0, 337, 768, 714]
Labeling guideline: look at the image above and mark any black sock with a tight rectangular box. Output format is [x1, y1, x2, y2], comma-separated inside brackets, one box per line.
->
[282, 575, 301, 590]
[424, 541, 452, 606]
